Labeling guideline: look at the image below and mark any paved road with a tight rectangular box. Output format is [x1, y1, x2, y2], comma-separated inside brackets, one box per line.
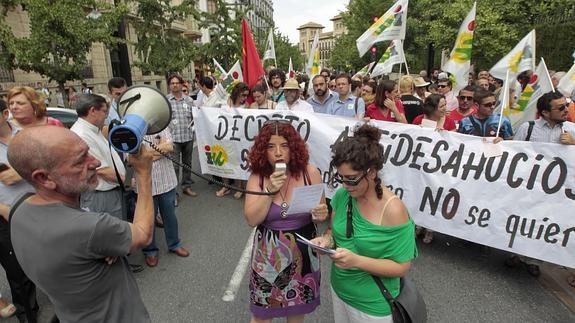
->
[1, 167, 574, 322]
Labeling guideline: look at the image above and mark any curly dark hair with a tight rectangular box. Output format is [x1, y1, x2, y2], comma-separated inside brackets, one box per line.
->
[268, 68, 286, 86]
[248, 122, 309, 179]
[331, 123, 384, 199]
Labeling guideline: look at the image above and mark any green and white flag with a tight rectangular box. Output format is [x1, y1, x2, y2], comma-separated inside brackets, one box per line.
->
[356, 0, 408, 57]
[490, 30, 536, 80]
[213, 58, 227, 80]
[507, 58, 553, 130]
[442, 2, 476, 93]
[370, 40, 406, 78]
[558, 62, 575, 98]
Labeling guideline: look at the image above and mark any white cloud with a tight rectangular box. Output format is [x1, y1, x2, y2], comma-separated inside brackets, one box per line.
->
[272, 0, 349, 45]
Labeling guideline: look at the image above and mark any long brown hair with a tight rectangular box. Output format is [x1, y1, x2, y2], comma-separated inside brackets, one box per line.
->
[374, 80, 396, 108]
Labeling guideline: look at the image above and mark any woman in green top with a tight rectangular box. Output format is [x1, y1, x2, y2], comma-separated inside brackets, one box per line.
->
[312, 123, 417, 322]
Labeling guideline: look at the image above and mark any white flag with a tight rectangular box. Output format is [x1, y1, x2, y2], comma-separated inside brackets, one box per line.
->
[306, 31, 320, 77]
[288, 57, 295, 79]
[508, 58, 554, 130]
[370, 40, 406, 78]
[356, 0, 409, 57]
[557, 62, 575, 98]
[442, 2, 476, 93]
[263, 29, 276, 61]
[226, 60, 243, 82]
[495, 70, 511, 138]
[490, 30, 536, 80]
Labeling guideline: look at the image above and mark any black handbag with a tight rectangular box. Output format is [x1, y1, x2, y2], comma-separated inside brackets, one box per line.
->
[371, 275, 427, 323]
[344, 196, 427, 323]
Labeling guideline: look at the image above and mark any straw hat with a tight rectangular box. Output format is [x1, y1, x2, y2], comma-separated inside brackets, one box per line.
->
[413, 76, 430, 88]
[281, 78, 301, 90]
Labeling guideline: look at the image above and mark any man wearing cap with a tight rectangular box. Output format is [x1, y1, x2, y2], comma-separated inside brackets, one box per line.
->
[413, 76, 430, 101]
[275, 79, 314, 113]
[326, 73, 365, 119]
[437, 72, 459, 113]
[450, 85, 477, 123]
[307, 75, 337, 114]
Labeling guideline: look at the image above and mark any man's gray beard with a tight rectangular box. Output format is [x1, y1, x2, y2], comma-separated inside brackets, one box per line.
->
[57, 174, 98, 195]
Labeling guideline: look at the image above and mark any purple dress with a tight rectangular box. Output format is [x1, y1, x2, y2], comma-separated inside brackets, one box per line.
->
[249, 185, 321, 318]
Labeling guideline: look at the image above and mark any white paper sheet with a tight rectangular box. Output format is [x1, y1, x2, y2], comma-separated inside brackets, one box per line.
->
[295, 233, 336, 255]
[286, 184, 324, 215]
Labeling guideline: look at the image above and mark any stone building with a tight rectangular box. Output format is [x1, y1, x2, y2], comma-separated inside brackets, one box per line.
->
[297, 14, 346, 70]
[0, 1, 204, 102]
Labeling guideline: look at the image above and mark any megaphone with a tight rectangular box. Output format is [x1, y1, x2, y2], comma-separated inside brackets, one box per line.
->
[108, 85, 172, 153]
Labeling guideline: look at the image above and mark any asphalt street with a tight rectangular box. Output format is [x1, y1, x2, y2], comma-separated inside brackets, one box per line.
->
[1, 163, 574, 322]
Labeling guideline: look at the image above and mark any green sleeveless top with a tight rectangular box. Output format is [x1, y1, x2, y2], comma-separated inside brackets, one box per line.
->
[330, 188, 418, 316]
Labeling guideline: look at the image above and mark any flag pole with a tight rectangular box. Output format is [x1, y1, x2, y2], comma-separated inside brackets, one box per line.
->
[399, 40, 410, 75]
[495, 70, 510, 138]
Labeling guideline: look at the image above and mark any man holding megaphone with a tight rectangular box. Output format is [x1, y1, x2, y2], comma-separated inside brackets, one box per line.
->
[7, 125, 155, 322]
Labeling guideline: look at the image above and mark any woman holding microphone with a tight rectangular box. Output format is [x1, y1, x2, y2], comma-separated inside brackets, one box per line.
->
[244, 118, 328, 323]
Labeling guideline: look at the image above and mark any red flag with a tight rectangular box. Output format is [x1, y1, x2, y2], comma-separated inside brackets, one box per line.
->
[242, 19, 265, 90]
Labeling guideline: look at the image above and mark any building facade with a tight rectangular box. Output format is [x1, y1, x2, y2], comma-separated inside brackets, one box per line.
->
[297, 14, 345, 70]
[0, 0, 204, 102]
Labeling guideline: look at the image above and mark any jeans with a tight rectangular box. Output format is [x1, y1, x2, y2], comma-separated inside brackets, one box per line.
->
[173, 140, 194, 189]
[143, 189, 182, 256]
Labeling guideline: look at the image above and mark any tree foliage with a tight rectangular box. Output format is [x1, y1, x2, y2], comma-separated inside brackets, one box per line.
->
[132, 0, 198, 77]
[329, 0, 575, 73]
[0, 0, 127, 85]
[264, 30, 304, 73]
[194, 0, 245, 70]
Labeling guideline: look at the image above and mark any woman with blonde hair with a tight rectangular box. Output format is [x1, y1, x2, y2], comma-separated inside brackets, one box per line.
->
[7, 86, 64, 128]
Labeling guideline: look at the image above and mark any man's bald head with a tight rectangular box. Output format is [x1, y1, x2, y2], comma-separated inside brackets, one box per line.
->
[8, 126, 79, 184]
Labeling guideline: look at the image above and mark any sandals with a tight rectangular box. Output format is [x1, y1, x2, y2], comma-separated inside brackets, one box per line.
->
[233, 191, 244, 200]
[215, 187, 231, 197]
[0, 303, 16, 318]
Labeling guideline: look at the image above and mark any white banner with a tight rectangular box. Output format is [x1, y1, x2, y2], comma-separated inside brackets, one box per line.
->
[193, 107, 575, 268]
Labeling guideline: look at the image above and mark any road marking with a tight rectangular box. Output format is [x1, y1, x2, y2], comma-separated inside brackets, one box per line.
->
[222, 228, 255, 302]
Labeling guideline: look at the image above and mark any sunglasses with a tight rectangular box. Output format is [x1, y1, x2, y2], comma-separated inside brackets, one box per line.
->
[481, 102, 496, 109]
[333, 170, 369, 186]
[552, 104, 568, 112]
[438, 84, 448, 88]
[459, 95, 473, 101]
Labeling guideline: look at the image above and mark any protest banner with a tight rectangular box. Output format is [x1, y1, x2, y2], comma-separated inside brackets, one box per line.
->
[193, 107, 575, 268]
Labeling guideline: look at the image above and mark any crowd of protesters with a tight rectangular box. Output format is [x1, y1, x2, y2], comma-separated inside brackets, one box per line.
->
[0, 60, 573, 322]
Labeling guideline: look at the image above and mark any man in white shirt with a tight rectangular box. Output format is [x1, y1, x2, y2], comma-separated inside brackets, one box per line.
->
[198, 76, 224, 108]
[71, 94, 126, 219]
[275, 78, 314, 113]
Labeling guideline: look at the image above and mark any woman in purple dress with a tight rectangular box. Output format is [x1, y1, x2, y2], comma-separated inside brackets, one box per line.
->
[244, 118, 329, 323]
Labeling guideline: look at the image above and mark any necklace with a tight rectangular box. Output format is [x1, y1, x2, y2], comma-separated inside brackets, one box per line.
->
[278, 176, 291, 218]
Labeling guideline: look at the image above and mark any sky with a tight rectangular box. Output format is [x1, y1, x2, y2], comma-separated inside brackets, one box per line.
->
[273, 0, 349, 44]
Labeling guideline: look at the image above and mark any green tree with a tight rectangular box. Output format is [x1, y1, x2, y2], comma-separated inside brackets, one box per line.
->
[265, 30, 304, 73]
[132, 0, 198, 77]
[194, 0, 245, 70]
[0, 0, 127, 106]
[330, 0, 575, 74]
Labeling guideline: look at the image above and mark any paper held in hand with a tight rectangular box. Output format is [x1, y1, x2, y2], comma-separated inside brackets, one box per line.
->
[295, 233, 336, 255]
[286, 184, 324, 215]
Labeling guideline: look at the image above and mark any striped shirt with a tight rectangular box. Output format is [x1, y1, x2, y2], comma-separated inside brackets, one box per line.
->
[167, 93, 194, 143]
[135, 129, 178, 196]
[514, 118, 575, 144]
